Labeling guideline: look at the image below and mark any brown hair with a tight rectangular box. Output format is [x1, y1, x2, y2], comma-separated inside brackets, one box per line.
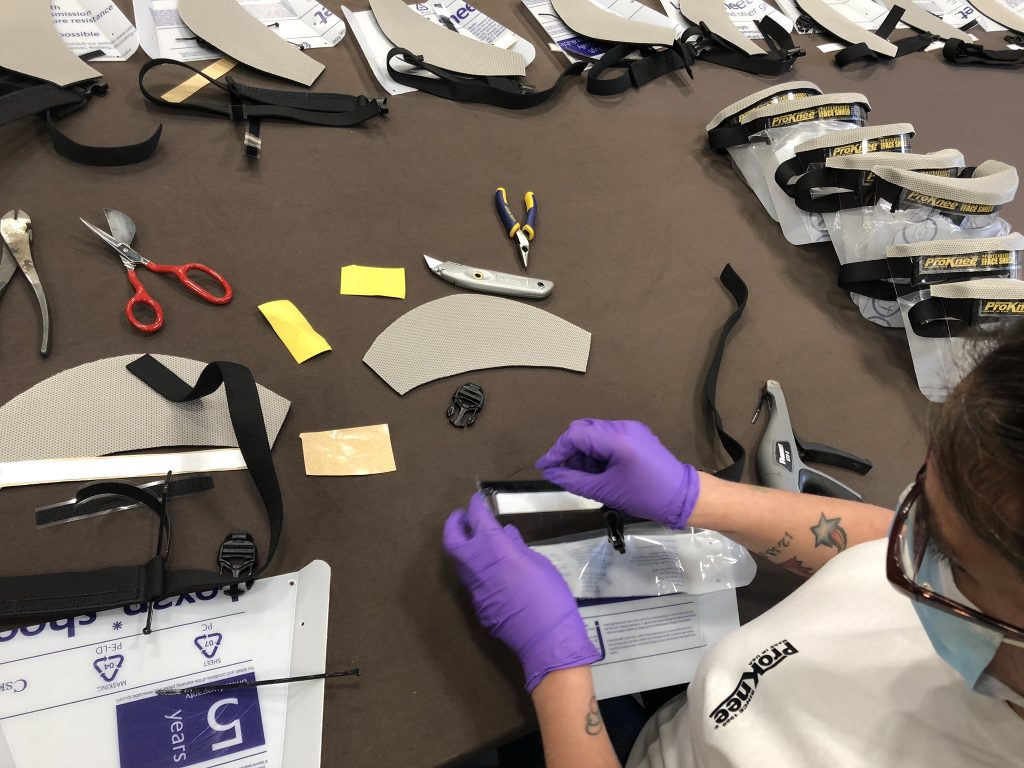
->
[930, 321, 1024, 574]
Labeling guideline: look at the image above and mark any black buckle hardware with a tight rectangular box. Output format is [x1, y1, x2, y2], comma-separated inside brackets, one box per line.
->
[604, 509, 626, 554]
[448, 383, 484, 428]
[219, 532, 259, 596]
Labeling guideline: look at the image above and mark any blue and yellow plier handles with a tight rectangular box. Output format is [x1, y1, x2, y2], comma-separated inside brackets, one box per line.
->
[494, 187, 536, 268]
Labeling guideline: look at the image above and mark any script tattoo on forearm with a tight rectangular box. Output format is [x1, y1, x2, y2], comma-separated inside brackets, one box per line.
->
[759, 532, 793, 558]
[810, 513, 848, 551]
[585, 696, 603, 736]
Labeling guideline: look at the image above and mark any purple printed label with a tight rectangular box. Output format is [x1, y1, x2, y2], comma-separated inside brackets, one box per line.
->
[116, 674, 266, 767]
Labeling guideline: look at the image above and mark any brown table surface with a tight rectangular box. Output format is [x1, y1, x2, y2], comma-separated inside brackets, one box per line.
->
[1, 3, 1021, 765]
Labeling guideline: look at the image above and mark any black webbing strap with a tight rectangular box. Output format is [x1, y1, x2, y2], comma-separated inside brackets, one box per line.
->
[907, 297, 974, 337]
[0, 73, 161, 166]
[837, 258, 916, 299]
[706, 83, 822, 151]
[943, 37, 1024, 66]
[139, 58, 386, 157]
[834, 6, 935, 67]
[705, 264, 748, 482]
[585, 41, 694, 96]
[0, 357, 283, 623]
[385, 48, 585, 109]
[793, 167, 874, 212]
[686, 18, 804, 77]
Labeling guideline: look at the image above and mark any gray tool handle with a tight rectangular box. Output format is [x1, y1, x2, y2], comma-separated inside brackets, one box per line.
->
[2, 222, 49, 357]
[436, 260, 553, 299]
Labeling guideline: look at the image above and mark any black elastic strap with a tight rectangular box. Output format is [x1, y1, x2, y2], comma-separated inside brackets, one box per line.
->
[907, 297, 972, 337]
[793, 167, 874, 213]
[586, 41, 694, 96]
[834, 6, 935, 67]
[705, 264, 749, 482]
[687, 18, 804, 76]
[0, 74, 160, 166]
[385, 48, 585, 109]
[943, 38, 1024, 66]
[838, 258, 916, 299]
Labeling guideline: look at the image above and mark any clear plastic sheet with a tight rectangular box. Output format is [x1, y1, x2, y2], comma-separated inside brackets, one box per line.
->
[532, 523, 757, 599]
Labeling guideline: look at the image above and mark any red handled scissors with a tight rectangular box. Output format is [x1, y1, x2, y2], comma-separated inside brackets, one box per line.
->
[81, 209, 233, 333]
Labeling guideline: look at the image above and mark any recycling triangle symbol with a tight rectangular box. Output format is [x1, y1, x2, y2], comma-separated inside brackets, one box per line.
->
[194, 633, 223, 659]
[93, 655, 125, 683]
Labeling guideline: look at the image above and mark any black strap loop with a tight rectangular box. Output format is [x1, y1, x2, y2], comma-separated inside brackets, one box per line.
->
[834, 6, 935, 67]
[586, 41, 694, 95]
[706, 264, 749, 482]
[793, 167, 875, 212]
[837, 258, 916, 299]
[384, 48, 584, 109]
[907, 297, 971, 337]
[686, 18, 804, 77]
[943, 37, 1024, 66]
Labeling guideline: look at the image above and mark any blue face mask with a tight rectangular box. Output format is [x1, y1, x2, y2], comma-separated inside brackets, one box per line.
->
[913, 547, 1024, 706]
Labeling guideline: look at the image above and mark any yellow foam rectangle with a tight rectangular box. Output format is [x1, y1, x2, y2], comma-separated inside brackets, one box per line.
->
[340, 265, 406, 299]
[161, 58, 236, 103]
[258, 300, 331, 364]
[299, 424, 397, 476]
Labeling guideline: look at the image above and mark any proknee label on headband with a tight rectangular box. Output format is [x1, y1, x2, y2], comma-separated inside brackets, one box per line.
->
[736, 91, 814, 124]
[979, 299, 1024, 316]
[829, 134, 908, 157]
[761, 102, 864, 128]
[916, 250, 1021, 282]
[900, 191, 999, 215]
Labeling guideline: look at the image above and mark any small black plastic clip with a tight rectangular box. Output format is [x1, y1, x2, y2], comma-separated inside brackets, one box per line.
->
[448, 383, 485, 428]
[604, 509, 626, 555]
[219, 532, 258, 597]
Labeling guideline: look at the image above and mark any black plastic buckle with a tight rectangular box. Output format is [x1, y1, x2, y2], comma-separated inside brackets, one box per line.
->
[219, 531, 258, 596]
[604, 509, 626, 554]
[448, 383, 484, 428]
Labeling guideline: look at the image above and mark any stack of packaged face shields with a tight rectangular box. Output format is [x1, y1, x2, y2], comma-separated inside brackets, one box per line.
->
[708, 84, 1023, 402]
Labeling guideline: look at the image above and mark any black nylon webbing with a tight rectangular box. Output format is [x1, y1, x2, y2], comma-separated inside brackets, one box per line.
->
[705, 265, 748, 482]
[793, 167, 874, 213]
[837, 258, 916, 299]
[0, 357, 284, 623]
[385, 48, 585, 109]
[943, 38, 1024, 67]
[833, 6, 935, 67]
[586, 42, 694, 96]
[687, 18, 804, 76]
[907, 297, 973, 337]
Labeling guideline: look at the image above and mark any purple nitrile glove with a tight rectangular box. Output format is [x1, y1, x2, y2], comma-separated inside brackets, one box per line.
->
[535, 419, 700, 529]
[443, 493, 600, 693]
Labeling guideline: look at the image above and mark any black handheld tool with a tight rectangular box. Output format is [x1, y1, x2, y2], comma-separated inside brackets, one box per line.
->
[753, 380, 872, 502]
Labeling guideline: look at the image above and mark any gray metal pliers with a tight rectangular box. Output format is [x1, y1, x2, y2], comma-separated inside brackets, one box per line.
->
[0, 210, 51, 356]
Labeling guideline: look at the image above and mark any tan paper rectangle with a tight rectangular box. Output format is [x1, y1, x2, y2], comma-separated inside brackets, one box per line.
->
[161, 58, 237, 103]
[299, 424, 397, 476]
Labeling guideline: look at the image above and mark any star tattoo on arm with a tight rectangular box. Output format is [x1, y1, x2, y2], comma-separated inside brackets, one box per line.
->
[810, 513, 848, 551]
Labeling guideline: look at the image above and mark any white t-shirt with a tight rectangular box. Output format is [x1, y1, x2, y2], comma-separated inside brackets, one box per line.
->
[626, 539, 1024, 768]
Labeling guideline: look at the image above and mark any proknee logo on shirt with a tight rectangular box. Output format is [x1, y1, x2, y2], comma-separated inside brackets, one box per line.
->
[709, 640, 799, 728]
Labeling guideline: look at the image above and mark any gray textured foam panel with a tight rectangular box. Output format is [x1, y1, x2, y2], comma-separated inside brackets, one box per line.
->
[370, 0, 526, 76]
[960, 0, 1024, 33]
[363, 295, 591, 395]
[0, 2, 101, 86]
[877, 0, 973, 42]
[0, 355, 290, 462]
[794, 0, 898, 57]
[679, 0, 761, 54]
[550, 0, 675, 45]
[178, 0, 324, 86]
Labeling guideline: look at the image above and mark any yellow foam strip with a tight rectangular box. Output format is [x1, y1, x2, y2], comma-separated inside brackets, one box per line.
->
[258, 300, 332, 364]
[160, 58, 237, 104]
[340, 265, 406, 299]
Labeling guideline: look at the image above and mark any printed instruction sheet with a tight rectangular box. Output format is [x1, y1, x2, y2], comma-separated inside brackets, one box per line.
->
[581, 589, 739, 699]
[524, 0, 679, 61]
[659, 0, 794, 40]
[52, 1, 140, 61]
[0, 564, 327, 767]
[134, 0, 345, 61]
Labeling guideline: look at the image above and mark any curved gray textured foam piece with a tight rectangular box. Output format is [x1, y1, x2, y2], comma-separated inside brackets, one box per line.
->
[363, 295, 591, 395]
[678, 0, 762, 54]
[369, 0, 526, 76]
[550, 0, 676, 44]
[0, 2, 101, 86]
[795, 0, 898, 57]
[0, 355, 290, 462]
[178, 0, 324, 86]
[876, 0, 972, 42]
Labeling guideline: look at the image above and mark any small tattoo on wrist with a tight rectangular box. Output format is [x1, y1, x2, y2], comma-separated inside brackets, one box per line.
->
[585, 696, 603, 736]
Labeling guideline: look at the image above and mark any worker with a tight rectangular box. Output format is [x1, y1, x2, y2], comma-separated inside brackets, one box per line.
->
[443, 327, 1024, 767]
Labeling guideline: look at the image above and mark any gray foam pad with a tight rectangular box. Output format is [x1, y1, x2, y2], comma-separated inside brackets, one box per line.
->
[0, 2, 101, 87]
[551, 0, 675, 45]
[178, 0, 325, 86]
[0, 354, 290, 462]
[363, 295, 591, 395]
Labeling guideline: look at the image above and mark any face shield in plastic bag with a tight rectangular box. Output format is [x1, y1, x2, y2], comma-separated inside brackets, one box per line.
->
[838, 233, 1024, 330]
[794, 149, 967, 264]
[480, 481, 756, 599]
[900, 278, 1024, 401]
[771, 123, 914, 246]
[739, 92, 871, 223]
[706, 82, 823, 222]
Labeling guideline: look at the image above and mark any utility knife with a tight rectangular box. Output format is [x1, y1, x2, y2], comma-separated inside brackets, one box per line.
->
[423, 255, 553, 299]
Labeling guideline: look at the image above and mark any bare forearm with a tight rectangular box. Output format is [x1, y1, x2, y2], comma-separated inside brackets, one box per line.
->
[688, 472, 894, 576]
[531, 667, 620, 768]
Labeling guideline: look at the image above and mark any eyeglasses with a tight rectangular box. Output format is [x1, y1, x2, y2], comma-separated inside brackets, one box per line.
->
[886, 464, 1024, 644]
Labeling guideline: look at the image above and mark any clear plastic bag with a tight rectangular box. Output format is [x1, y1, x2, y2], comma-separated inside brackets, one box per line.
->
[531, 523, 757, 599]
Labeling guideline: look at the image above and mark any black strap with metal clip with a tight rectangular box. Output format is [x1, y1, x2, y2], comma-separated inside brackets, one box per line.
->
[586, 40, 695, 95]
[139, 58, 388, 157]
[0, 356, 284, 624]
[834, 6, 935, 67]
[386, 48, 586, 109]
[0, 69, 161, 166]
[685, 18, 804, 77]
[943, 37, 1024, 67]
[906, 296, 980, 337]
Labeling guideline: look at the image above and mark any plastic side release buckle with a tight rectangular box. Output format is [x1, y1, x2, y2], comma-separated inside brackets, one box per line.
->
[448, 382, 485, 428]
[219, 531, 258, 596]
[604, 509, 626, 555]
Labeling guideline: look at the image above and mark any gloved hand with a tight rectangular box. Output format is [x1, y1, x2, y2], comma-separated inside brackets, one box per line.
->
[443, 493, 600, 693]
[535, 419, 700, 530]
